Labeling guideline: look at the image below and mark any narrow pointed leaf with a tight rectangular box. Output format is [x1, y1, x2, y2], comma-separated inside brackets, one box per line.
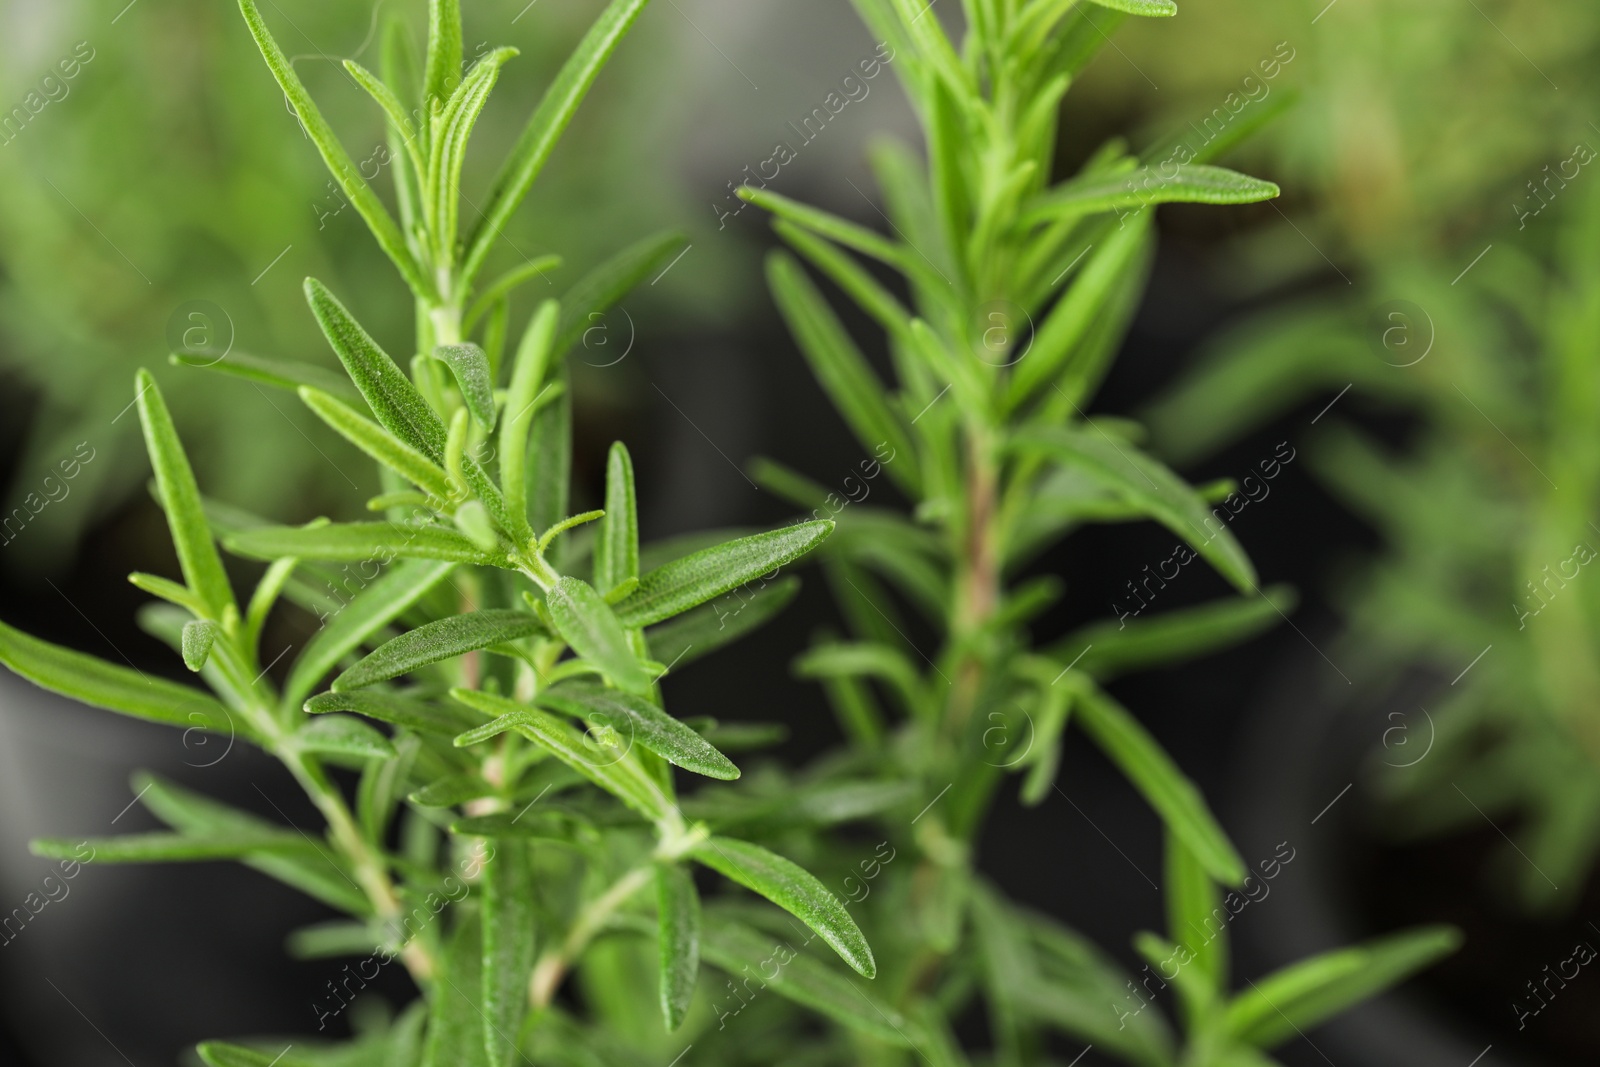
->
[528, 371, 571, 540]
[305, 278, 448, 462]
[344, 58, 419, 151]
[795, 641, 923, 714]
[295, 714, 396, 760]
[689, 836, 876, 978]
[614, 522, 834, 628]
[1012, 427, 1256, 592]
[33, 832, 312, 863]
[410, 773, 494, 808]
[306, 690, 479, 735]
[594, 442, 639, 594]
[285, 559, 456, 709]
[1165, 829, 1227, 993]
[537, 682, 740, 780]
[483, 840, 534, 1066]
[1072, 681, 1246, 884]
[1009, 213, 1152, 406]
[1023, 163, 1277, 227]
[225, 521, 500, 566]
[1224, 927, 1461, 1048]
[554, 232, 687, 357]
[423, 0, 464, 113]
[0, 619, 238, 735]
[546, 576, 653, 695]
[333, 609, 545, 690]
[466, 257, 563, 332]
[740, 186, 906, 268]
[1088, 0, 1178, 17]
[421, 911, 491, 1067]
[236, 0, 429, 295]
[767, 253, 916, 473]
[656, 862, 701, 1031]
[1051, 587, 1294, 682]
[170, 349, 360, 400]
[500, 300, 560, 543]
[450, 689, 669, 819]
[697, 916, 909, 1042]
[199, 1043, 319, 1067]
[299, 386, 456, 501]
[428, 348, 496, 435]
[130, 772, 368, 914]
[427, 48, 518, 264]
[136, 370, 234, 618]
[462, 0, 655, 287]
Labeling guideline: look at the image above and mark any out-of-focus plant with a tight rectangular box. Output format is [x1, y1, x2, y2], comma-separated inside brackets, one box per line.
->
[1144, 0, 1600, 912]
[720, 0, 1457, 1062]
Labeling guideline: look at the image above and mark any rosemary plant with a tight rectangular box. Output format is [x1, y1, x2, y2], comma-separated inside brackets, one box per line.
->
[1151, 150, 1600, 914]
[4, 1, 862, 1063]
[730, 0, 1457, 1063]
[0, 1, 1458, 1065]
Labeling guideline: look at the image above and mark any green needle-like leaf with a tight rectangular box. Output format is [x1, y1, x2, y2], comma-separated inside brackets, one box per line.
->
[1012, 427, 1257, 593]
[1071, 680, 1246, 885]
[614, 522, 834, 629]
[199, 1043, 318, 1067]
[431, 344, 498, 431]
[546, 576, 653, 695]
[655, 862, 701, 1031]
[690, 836, 876, 978]
[1050, 586, 1295, 682]
[333, 609, 545, 690]
[450, 689, 669, 820]
[284, 559, 456, 709]
[295, 714, 397, 760]
[33, 832, 313, 863]
[129, 773, 367, 914]
[1009, 213, 1153, 407]
[766, 252, 917, 477]
[236, 0, 430, 297]
[305, 278, 449, 462]
[169, 349, 361, 400]
[553, 231, 687, 357]
[1088, 0, 1178, 17]
[225, 521, 501, 566]
[594, 442, 639, 595]
[499, 299, 561, 546]
[0, 619, 239, 736]
[306, 690, 478, 735]
[482, 840, 535, 1066]
[299, 386, 456, 502]
[692, 916, 915, 1044]
[1023, 163, 1278, 226]
[462, 0, 655, 287]
[427, 47, 518, 266]
[136, 370, 234, 619]
[1224, 927, 1462, 1049]
[421, 911, 491, 1067]
[423, 0, 464, 116]
[537, 682, 740, 780]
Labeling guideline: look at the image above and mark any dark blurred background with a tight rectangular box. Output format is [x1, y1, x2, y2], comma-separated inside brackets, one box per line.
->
[3, 1, 1596, 1065]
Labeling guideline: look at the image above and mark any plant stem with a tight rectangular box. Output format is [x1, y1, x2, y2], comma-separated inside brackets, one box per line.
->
[528, 863, 654, 1007]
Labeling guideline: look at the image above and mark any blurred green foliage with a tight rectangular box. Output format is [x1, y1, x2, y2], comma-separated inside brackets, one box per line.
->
[1139, 0, 1600, 910]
